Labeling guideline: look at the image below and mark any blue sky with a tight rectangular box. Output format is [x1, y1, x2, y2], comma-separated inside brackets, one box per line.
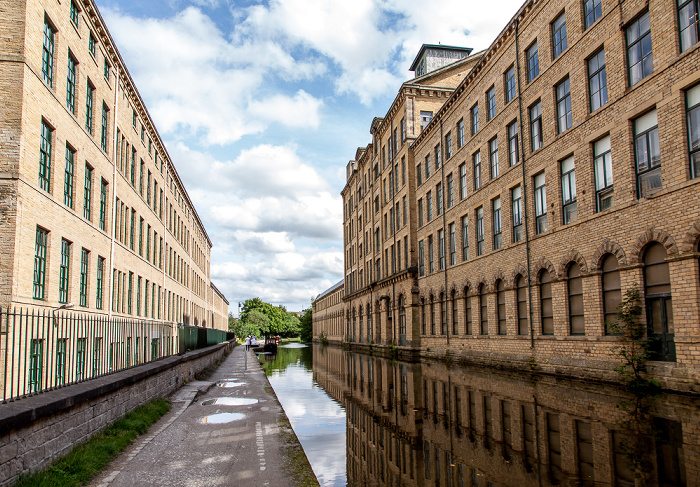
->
[95, 0, 523, 313]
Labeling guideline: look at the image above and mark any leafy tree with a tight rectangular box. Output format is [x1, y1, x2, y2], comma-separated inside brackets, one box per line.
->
[280, 312, 301, 338]
[299, 307, 313, 342]
[235, 309, 269, 338]
[608, 285, 661, 397]
[228, 313, 237, 333]
[240, 298, 285, 335]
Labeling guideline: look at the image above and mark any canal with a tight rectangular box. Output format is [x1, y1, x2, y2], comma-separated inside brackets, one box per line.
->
[261, 343, 695, 486]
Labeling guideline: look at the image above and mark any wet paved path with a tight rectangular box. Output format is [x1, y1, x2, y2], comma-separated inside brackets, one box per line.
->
[88, 345, 309, 487]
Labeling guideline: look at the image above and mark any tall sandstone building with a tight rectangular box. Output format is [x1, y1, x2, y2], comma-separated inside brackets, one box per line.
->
[314, 0, 700, 391]
[0, 0, 228, 329]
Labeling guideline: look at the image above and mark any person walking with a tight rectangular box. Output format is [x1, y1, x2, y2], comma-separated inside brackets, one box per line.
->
[245, 335, 251, 351]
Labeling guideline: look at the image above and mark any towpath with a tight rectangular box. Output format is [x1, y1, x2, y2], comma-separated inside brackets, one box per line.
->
[88, 344, 317, 487]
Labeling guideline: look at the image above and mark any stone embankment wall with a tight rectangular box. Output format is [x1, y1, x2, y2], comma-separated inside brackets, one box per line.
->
[0, 342, 234, 486]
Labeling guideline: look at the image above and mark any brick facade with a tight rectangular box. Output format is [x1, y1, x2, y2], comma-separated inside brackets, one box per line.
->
[0, 0, 228, 330]
[314, 0, 700, 389]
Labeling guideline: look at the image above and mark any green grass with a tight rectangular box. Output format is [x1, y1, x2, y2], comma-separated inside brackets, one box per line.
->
[16, 398, 171, 487]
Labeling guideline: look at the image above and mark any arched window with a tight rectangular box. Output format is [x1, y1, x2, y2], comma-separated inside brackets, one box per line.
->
[421, 297, 426, 335]
[644, 243, 675, 361]
[398, 295, 406, 337]
[568, 263, 585, 335]
[430, 295, 436, 335]
[359, 306, 364, 342]
[440, 292, 447, 335]
[374, 301, 381, 342]
[479, 284, 488, 335]
[516, 275, 528, 335]
[451, 290, 458, 335]
[464, 287, 473, 335]
[496, 280, 506, 335]
[540, 271, 553, 335]
[367, 303, 373, 340]
[601, 255, 621, 334]
[352, 308, 357, 341]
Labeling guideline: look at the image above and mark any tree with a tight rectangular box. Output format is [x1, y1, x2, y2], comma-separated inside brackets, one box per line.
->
[299, 307, 313, 342]
[228, 313, 237, 333]
[235, 309, 269, 338]
[240, 298, 285, 335]
[280, 312, 301, 338]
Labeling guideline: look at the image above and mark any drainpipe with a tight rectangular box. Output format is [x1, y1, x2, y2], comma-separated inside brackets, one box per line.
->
[107, 63, 120, 320]
[439, 119, 450, 345]
[514, 18, 536, 349]
[390, 119, 397, 345]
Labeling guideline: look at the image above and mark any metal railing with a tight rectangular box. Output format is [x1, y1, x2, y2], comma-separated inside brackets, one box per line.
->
[178, 326, 231, 353]
[0, 307, 230, 403]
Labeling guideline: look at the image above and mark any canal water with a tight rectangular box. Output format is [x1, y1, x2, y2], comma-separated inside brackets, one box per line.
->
[262, 343, 696, 487]
[260, 343, 347, 486]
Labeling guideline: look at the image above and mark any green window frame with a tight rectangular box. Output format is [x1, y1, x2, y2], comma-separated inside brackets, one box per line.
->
[99, 179, 108, 230]
[139, 218, 144, 256]
[56, 339, 67, 386]
[139, 160, 144, 195]
[100, 104, 109, 152]
[42, 21, 55, 87]
[679, 0, 700, 52]
[59, 239, 71, 303]
[33, 227, 48, 299]
[96, 256, 104, 309]
[552, 12, 568, 58]
[583, 0, 602, 29]
[144, 280, 149, 318]
[130, 209, 135, 250]
[88, 31, 96, 57]
[83, 164, 92, 220]
[128, 272, 133, 314]
[29, 339, 44, 393]
[92, 337, 102, 377]
[39, 121, 52, 192]
[76, 338, 86, 381]
[130, 149, 136, 186]
[627, 12, 653, 87]
[85, 82, 94, 134]
[136, 277, 142, 316]
[70, 1, 80, 27]
[64, 145, 74, 207]
[79, 248, 89, 307]
[66, 54, 77, 114]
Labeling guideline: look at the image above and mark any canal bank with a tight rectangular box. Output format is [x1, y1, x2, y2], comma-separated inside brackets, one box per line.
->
[87, 344, 318, 487]
[332, 339, 700, 395]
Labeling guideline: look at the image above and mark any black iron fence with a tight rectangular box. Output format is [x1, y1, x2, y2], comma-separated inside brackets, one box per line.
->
[0, 307, 231, 403]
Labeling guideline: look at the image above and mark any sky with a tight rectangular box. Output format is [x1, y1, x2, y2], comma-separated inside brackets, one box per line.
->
[95, 0, 524, 314]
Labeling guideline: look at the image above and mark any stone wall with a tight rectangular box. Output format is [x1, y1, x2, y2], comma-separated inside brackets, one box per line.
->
[0, 341, 234, 486]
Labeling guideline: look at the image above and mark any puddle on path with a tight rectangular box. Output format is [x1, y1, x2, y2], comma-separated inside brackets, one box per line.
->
[199, 413, 245, 424]
[216, 381, 246, 388]
[201, 397, 259, 406]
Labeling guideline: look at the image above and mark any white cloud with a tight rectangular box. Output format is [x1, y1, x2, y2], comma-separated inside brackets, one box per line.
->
[234, 0, 525, 103]
[248, 90, 322, 128]
[168, 142, 342, 310]
[102, 6, 324, 144]
[101, 0, 531, 311]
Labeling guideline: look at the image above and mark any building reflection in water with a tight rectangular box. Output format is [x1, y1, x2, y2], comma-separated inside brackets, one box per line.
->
[312, 344, 695, 487]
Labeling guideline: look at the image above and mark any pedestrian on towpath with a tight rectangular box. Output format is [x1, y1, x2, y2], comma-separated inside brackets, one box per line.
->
[245, 335, 251, 351]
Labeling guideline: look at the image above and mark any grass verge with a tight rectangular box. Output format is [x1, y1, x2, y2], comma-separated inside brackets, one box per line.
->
[16, 398, 171, 487]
